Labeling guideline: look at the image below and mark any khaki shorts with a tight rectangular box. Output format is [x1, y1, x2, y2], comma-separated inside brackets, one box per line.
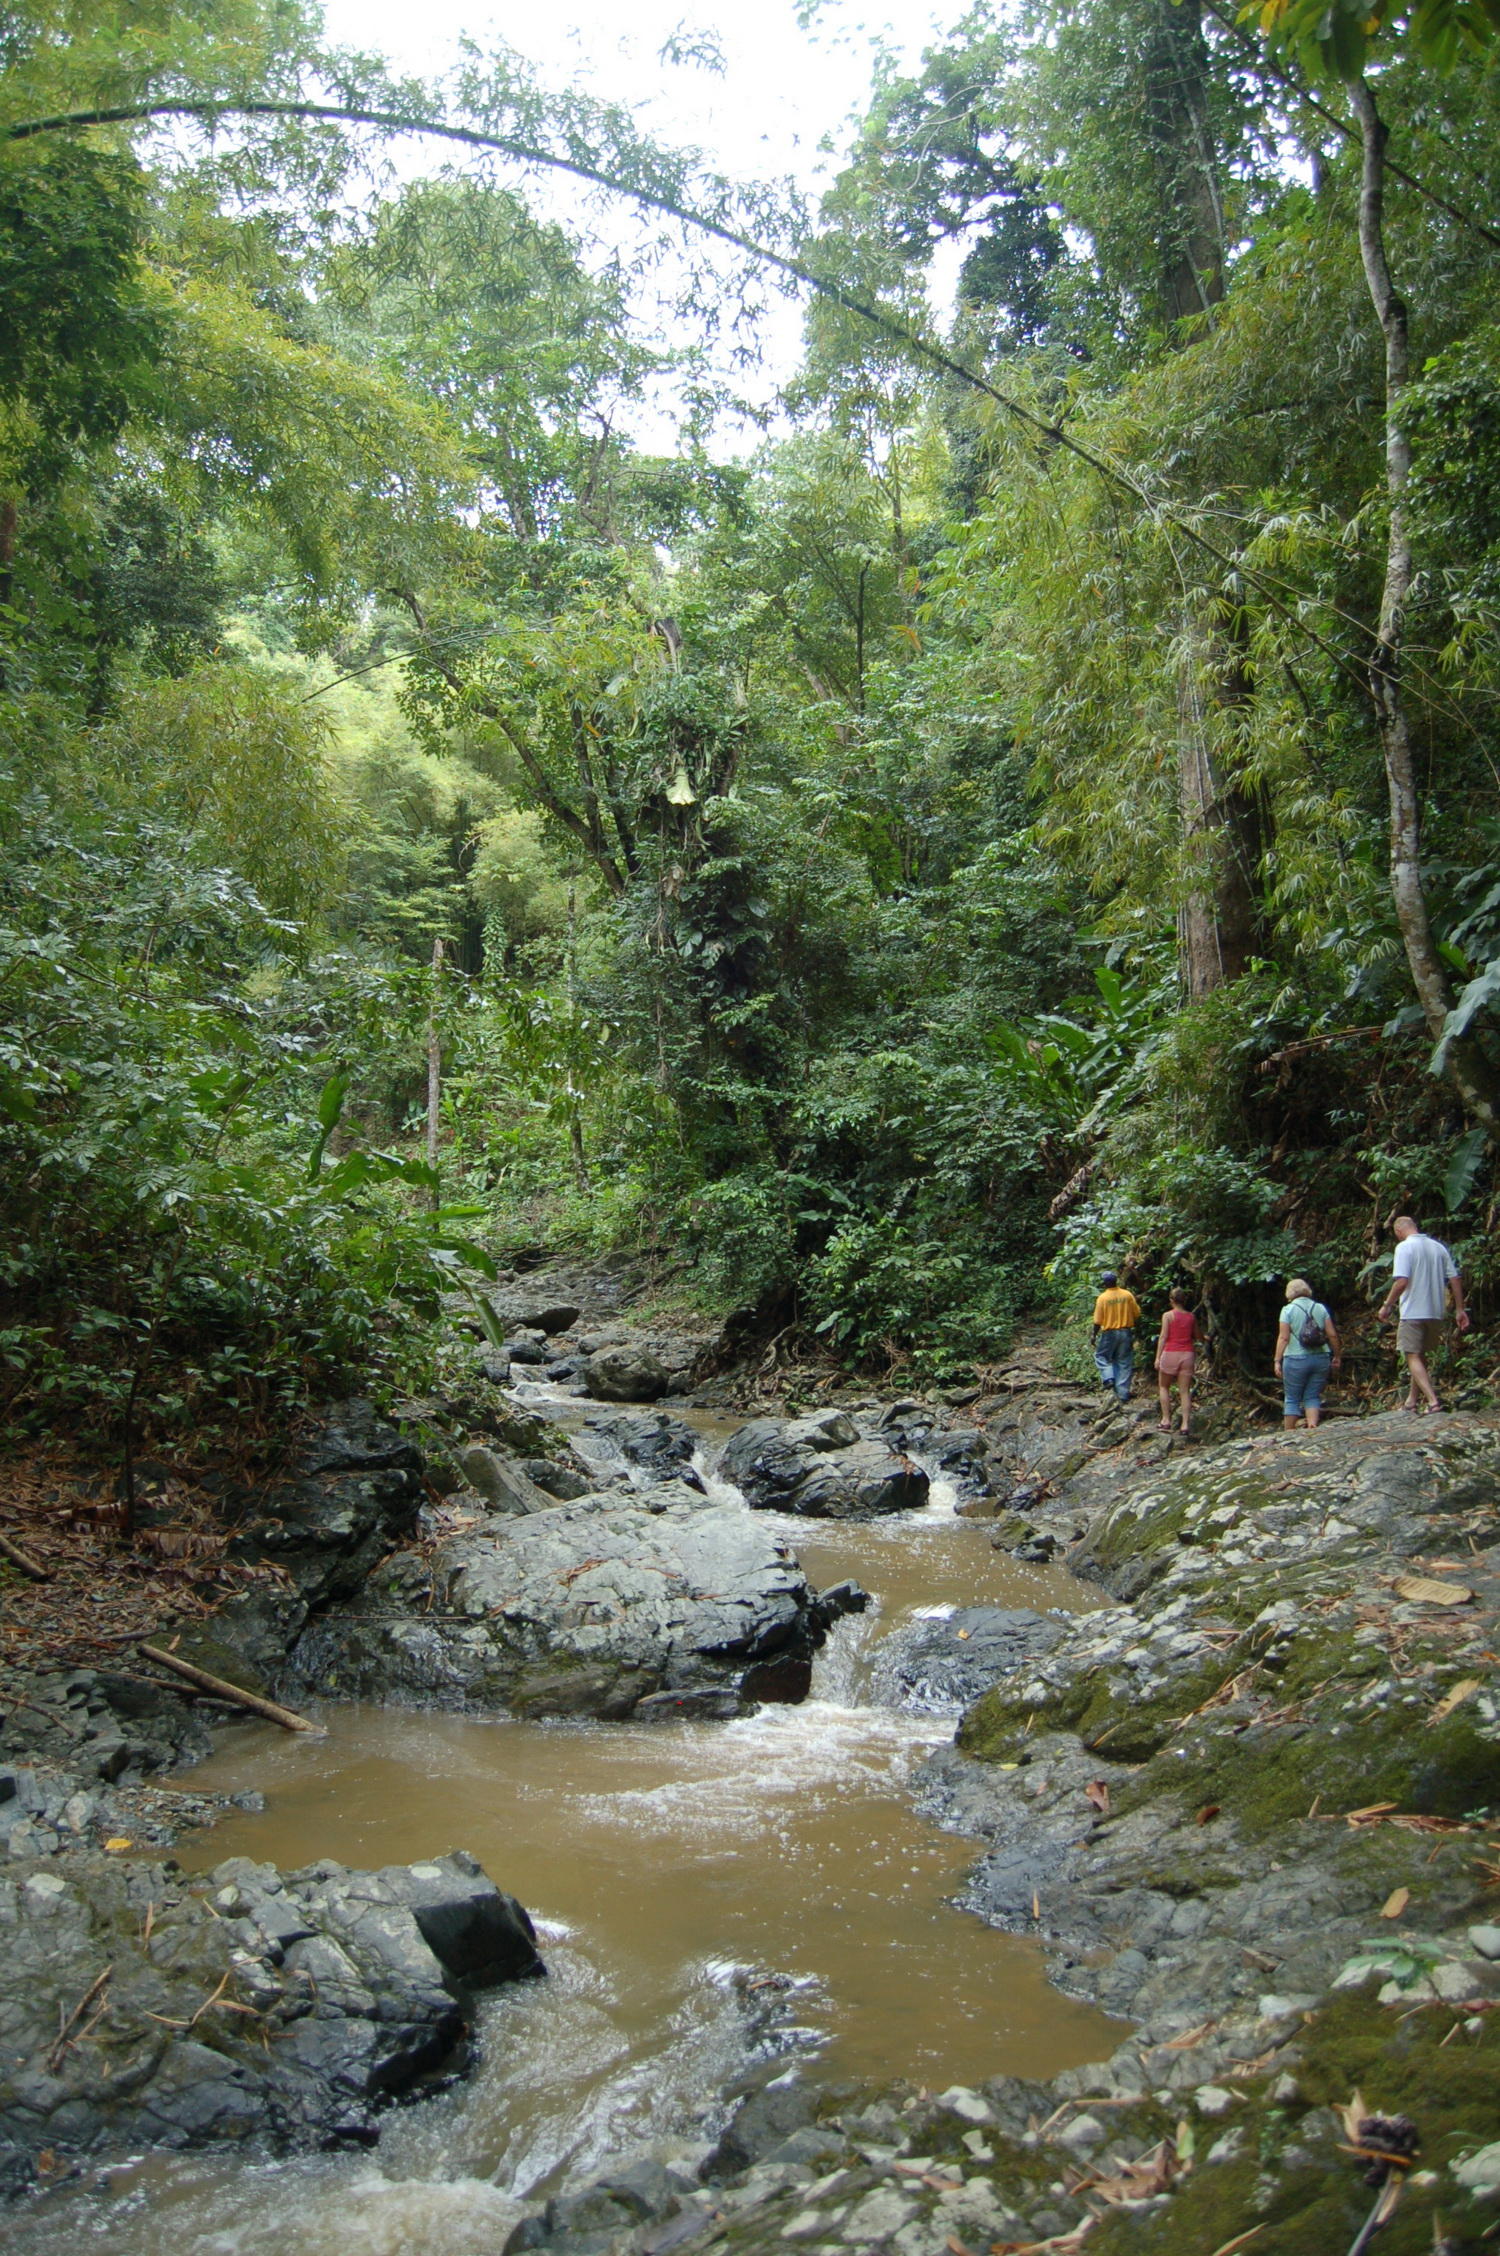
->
[1397, 1317, 1447, 1355]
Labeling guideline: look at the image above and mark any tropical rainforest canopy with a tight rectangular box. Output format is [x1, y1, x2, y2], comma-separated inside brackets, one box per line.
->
[3, 0, 1499, 1446]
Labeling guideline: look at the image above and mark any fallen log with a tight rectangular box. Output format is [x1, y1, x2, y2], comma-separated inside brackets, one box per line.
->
[136, 1643, 324, 1735]
[0, 1530, 50, 1581]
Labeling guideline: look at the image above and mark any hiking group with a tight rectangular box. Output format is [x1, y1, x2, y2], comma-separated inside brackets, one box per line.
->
[1089, 1215, 1470, 1439]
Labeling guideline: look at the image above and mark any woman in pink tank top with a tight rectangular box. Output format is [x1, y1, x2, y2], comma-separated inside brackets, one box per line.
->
[1154, 1288, 1198, 1437]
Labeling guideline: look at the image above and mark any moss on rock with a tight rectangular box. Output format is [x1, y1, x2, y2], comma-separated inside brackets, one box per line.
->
[1090, 1990, 1500, 2255]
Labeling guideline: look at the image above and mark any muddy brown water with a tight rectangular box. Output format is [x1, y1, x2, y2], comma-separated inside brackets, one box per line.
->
[10, 1411, 1123, 2255]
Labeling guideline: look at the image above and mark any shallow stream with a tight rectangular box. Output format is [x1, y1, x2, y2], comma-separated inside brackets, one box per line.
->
[10, 1400, 1122, 2255]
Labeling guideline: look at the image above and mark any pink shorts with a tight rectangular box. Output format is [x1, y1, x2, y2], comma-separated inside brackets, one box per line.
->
[1158, 1350, 1196, 1376]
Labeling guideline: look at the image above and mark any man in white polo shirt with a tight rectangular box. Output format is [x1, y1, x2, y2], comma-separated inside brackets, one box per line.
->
[1376, 1214, 1471, 1414]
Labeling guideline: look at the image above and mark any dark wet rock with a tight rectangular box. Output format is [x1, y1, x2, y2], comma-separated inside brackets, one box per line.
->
[871, 1606, 1067, 1713]
[458, 1445, 552, 1516]
[579, 1408, 699, 1482]
[812, 1579, 870, 1626]
[0, 1847, 541, 2190]
[525, 1459, 595, 1501]
[1013, 1533, 1060, 1562]
[478, 1352, 513, 1384]
[584, 1347, 671, 1403]
[625, 1475, 711, 1511]
[293, 1497, 830, 1719]
[519, 1303, 582, 1335]
[213, 1400, 423, 1623]
[0, 1664, 214, 1788]
[721, 1419, 928, 1518]
[856, 1406, 993, 1501]
[505, 1332, 551, 1365]
[975, 1377, 1115, 1495]
[633, 1686, 743, 1722]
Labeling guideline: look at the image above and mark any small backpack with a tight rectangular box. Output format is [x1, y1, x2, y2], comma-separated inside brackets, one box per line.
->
[1293, 1298, 1328, 1352]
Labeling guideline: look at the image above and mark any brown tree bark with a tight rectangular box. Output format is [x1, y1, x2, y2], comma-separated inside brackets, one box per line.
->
[426, 935, 444, 1194]
[1176, 620, 1268, 998]
[1149, 0, 1270, 998]
[1349, 77, 1498, 1129]
[1144, 0, 1227, 324]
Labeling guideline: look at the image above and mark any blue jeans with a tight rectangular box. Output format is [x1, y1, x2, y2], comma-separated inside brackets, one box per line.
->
[1282, 1352, 1330, 1419]
[1094, 1328, 1135, 1402]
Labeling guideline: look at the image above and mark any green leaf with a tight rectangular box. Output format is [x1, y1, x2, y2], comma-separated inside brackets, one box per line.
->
[307, 1070, 351, 1179]
[433, 1233, 499, 1279]
[316, 1071, 351, 1133]
[1431, 955, 1500, 1076]
[462, 1285, 510, 1350]
[1443, 1126, 1489, 1216]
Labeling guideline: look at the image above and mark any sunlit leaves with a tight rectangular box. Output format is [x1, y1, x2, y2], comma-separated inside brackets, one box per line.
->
[1250, 0, 1500, 79]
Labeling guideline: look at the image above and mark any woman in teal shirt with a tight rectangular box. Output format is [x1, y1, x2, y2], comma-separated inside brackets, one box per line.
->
[1274, 1276, 1343, 1430]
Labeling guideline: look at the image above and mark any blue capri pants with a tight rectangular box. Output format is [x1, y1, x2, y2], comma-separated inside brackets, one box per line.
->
[1281, 1351, 1330, 1419]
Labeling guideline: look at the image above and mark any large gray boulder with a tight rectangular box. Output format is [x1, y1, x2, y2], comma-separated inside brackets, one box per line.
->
[0, 1847, 540, 2192]
[583, 1346, 671, 1402]
[457, 1444, 552, 1516]
[292, 1497, 830, 1718]
[720, 1417, 929, 1518]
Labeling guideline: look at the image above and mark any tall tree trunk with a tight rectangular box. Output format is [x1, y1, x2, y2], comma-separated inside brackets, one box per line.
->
[1144, 0, 1226, 325]
[564, 883, 590, 1195]
[1148, 1, 1269, 998]
[426, 935, 444, 1199]
[1176, 615, 1268, 999]
[1349, 77, 1498, 1130]
[0, 495, 15, 692]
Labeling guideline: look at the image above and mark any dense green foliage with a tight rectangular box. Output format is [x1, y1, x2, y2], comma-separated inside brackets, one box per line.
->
[2, 0, 1499, 1443]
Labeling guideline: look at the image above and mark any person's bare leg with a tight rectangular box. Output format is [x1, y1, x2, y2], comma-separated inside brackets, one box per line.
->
[1178, 1368, 1192, 1436]
[1406, 1348, 1439, 1411]
[1283, 1414, 1298, 1431]
[1304, 1401, 1321, 1429]
[1157, 1371, 1172, 1429]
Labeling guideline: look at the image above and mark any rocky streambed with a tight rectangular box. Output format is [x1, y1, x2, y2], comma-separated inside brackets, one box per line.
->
[3, 1290, 1500, 2254]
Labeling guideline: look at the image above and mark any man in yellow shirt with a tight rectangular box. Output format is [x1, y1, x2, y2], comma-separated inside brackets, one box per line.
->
[1091, 1271, 1142, 1404]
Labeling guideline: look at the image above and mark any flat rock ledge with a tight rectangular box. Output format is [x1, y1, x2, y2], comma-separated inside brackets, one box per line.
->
[293, 1495, 852, 1720]
[0, 1846, 541, 2197]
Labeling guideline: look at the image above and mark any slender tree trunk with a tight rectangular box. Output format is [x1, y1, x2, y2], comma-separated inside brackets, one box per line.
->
[1349, 77, 1498, 1130]
[0, 495, 15, 607]
[0, 495, 15, 692]
[426, 935, 444, 1197]
[1145, 0, 1273, 998]
[564, 883, 590, 1195]
[1176, 616, 1267, 998]
[1144, 0, 1226, 325]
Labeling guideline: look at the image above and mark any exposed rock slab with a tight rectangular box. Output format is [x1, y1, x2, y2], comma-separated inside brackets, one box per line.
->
[929, 1413, 1500, 2031]
[869, 1605, 1067, 1713]
[0, 1847, 540, 2194]
[577, 1407, 701, 1483]
[293, 1496, 832, 1718]
[720, 1418, 929, 1517]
